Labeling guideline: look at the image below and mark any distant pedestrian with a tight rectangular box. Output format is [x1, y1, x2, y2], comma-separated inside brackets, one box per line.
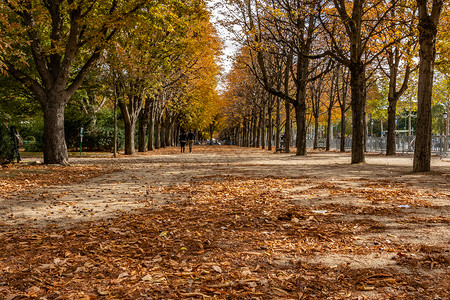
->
[280, 133, 286, 148]
[179, 130, 187, 153]
[187, 130, 195, 153]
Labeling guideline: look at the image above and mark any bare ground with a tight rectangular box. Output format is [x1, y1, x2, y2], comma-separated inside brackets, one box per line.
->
[0, 146, 449, 299]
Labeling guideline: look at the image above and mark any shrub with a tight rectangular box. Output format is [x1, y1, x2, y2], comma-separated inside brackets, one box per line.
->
[0, 123, 16, 164]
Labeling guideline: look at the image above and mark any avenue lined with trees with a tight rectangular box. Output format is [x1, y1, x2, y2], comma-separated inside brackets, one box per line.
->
[0, 0, 448, 172]
[0, 1, 449, 299]
[219, 0, 447, 172]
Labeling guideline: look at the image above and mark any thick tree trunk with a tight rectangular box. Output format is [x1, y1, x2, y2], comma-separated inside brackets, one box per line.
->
[295, 102, 307, 155]
[413, 0, 442, 172]
[350, 63, 366, 163]
[294, 63, 308, 155]
[118, 98, 141, 155]
[43, 99, 69, 164]
[123, 121, 136, 155]
[386, 99, 397, 155]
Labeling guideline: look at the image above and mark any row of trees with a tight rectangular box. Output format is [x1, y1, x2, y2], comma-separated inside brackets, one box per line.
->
[0, 0, 222, 164]
[219, 0, 447, 172]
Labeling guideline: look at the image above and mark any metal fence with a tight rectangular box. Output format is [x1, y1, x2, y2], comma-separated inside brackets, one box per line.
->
[306, 135, 449, 156]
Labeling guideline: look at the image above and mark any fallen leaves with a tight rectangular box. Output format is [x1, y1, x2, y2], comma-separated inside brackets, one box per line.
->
[0, 164, 117, 199]
[0, 149, 448, 299]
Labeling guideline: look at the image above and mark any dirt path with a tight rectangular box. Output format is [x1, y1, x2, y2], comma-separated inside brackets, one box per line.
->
[0, 146, 449, 299]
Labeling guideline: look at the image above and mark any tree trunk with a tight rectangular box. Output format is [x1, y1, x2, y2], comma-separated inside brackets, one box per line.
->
[413, 0, 443, 172]
[252, 112, 258, 147]
[164, 117, 171, 147]
[276, 97, 281, 149]
[294, 63, 308, 156]
[209, 123, 214, 145]
[285, 101, 291, 153]
[295, 102, 307, 155]
[118, 100, 139, 155]
[313, 114, 319, 149]
[326, 108, 332, 151]
[147, 102, 155, 151]
[256, 109, 261, 148]
[386, 99, 397, 155]
[268, 104, 273, 151]
[160, 121, 166, 148]
[138, 100, 151, 152]
[123, 120, 136, 155]
[340, 105, 346, 152]
[43, 99, 69, 164]
[261, 103, 266, 149]
[155, 120, 161, 149]
[350, 62, 366, 163]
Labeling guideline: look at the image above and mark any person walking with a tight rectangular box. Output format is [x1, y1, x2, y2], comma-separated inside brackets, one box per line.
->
[187, 130, 195, 153]
[179, 130, 187, 153]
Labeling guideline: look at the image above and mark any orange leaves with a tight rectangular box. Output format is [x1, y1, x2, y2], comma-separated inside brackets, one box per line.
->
[0, 149, 449, 298]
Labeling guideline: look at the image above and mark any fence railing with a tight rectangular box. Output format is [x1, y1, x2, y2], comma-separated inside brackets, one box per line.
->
[306, 135, 449, 155]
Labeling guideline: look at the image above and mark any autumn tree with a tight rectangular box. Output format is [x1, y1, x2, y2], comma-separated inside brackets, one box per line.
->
[413, 0, 445, 172]
[319, 0, 406, 163]
[375, 2, 417, 156]
[0, 0, 143, 164]
[243, 0, 329, 156]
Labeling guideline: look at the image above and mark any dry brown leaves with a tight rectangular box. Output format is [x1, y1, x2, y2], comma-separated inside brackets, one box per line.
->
[0, 159, 448, 299]
[0, 164, 117, 199]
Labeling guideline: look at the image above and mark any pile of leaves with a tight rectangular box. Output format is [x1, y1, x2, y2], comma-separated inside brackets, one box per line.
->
[0, 175, 448, 299]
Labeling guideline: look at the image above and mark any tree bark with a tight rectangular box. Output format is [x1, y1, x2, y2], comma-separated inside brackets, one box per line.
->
[123, 120, 136, 155]
[118, 93, 143, 155]
[385, 47, 411, 156]
[147, 102, 155, 151]
[138, 100, 152, 152]
[386, 99, 397, 155]
[43, 98, 69, 164]
[413, 0, 443, 172]
[160, 121, 166, 148]
[350, 62, 366, 163]
[285, 102, 291, 153]
[276, 97, 281, 149]
[313, 114, 319, 149]
[257, 108, 262, 148]
[295, 100, 307, 155]
[340, 108, 346, 152]
[268, 103, 273, 151]
[155, 120, 161, 149]
[326, 108, 333, 151]
[261, 102, 266, 149]
[252, 111, 258, 147]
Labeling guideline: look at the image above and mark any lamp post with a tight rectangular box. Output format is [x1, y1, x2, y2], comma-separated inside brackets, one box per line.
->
[444, 111, 448, 153]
